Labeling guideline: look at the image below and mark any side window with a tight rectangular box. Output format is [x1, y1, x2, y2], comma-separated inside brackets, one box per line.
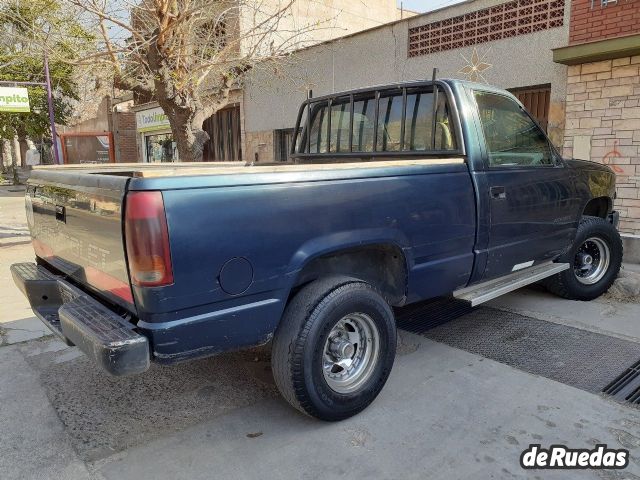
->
[404, 91, 432, 151]
[434, 93, 457, 151]
[474, 92, 552, 167]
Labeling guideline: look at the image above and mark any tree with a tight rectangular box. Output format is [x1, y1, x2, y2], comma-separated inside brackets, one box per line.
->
[0, 0, 90, 161]
[53, 0, 328, 162]
[0, 54, 76, 141]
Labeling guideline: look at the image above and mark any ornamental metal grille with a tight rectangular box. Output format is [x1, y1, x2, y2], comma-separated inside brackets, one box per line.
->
[408, 0, 565, 57]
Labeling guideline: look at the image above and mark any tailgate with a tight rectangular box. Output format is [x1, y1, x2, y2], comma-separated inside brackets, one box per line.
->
[26, 169, 135, 312]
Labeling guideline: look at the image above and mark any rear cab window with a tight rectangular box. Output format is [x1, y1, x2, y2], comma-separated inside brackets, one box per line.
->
[293, 83, 461, 163]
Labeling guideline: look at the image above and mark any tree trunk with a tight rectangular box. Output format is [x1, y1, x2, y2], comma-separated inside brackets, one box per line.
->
[12, 136, 22, 171]
[18, 137, 28, 168]
[11, 136, 20, 185]
[144, 41, 235, 163]
[170, 116, 209, 163]
[162, 102, 211, 163]
[0, 140, 7, 174]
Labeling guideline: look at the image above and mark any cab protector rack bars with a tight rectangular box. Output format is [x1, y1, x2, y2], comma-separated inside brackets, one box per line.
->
[291, 80, 466, 158]
[431, 68, 439, 151]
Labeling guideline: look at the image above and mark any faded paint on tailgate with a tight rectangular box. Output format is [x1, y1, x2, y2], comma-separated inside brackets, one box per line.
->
[26, 171, 134, 312]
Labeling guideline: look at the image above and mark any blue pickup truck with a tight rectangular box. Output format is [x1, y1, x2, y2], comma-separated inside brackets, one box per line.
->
[12, 79, 621, 421]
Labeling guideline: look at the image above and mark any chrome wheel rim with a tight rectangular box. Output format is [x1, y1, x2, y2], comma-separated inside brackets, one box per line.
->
[574, 236, 610, 285]
[322, 313, 380, 394]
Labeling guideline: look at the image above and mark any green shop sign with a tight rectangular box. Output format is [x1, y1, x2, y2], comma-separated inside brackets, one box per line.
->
[0, 87, 30, 113]
[136, 107, 171, 133]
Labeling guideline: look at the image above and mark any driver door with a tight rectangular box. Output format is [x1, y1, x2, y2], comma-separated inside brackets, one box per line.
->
[473, 90, 576, 280]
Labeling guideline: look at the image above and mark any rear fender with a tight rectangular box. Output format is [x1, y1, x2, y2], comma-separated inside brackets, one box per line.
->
[284, 228, 412, 296]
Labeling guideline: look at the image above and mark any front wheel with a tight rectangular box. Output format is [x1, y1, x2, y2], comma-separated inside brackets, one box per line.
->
[271, 276, 396, 421]
[545, 216, 622, 301]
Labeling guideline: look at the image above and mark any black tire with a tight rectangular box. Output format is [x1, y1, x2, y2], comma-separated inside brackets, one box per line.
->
[271, 276, 396, 421]
[544, 215, 622, 301]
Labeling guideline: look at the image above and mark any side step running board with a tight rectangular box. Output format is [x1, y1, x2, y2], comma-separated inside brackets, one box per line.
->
[453, 262, 570, 307]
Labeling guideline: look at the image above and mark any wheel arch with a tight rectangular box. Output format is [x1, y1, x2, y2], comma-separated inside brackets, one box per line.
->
[287, 241, 409, 307]
[582, 196, 612, 219]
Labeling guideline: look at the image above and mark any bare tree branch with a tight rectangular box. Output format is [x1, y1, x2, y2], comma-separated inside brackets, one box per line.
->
[10, 0, 337, 162]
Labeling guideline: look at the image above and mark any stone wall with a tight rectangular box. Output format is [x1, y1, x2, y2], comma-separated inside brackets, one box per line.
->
[563, 56, 640, 234]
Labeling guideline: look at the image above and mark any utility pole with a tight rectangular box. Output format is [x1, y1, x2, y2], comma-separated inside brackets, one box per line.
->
[43, 52, 60, 165]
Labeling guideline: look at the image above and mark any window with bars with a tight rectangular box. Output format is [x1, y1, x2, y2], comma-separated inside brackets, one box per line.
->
[408, 0, 565, 58]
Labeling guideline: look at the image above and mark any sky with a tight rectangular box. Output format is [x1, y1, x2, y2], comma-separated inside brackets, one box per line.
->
[397, 0, 468, 13]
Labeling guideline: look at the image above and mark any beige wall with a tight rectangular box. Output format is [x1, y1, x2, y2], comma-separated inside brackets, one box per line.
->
[289, 0, 399, 43]
[563, 57, 640, 235]
[396, 7, 418, 20]
[239, 0, 399, 54]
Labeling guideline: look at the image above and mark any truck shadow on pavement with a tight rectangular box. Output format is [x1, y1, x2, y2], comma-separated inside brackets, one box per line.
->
[22, 327, 422, 463]
[23, 342, 278, 462]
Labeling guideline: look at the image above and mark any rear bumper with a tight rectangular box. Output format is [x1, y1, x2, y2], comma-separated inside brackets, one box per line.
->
[11, 262, 150, 376]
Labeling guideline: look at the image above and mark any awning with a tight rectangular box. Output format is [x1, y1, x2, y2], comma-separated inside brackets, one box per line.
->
[553, 34, 640, 65]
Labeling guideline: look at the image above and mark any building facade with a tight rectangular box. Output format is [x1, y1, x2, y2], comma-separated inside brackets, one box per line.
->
[553, 0, 640, 235]
[241, 0, 413, 51]
[242, 0, 572, 164]
[132, 0, 407, 163]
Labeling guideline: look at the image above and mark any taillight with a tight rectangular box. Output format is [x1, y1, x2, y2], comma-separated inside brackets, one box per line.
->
[124, 191, 174, 287]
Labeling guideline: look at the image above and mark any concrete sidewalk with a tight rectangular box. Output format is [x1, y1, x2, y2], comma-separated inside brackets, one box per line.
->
[0, 184, 51, 345]
[487, 283, 640, 342]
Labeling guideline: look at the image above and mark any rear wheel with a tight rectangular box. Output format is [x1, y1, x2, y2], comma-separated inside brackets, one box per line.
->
[271, 276, 396, 421]
[545, 216, 622, 300]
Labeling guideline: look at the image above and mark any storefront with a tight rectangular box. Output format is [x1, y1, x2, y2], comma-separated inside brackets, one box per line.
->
[135, 106, 178, 162]
[134, 103, 242, 163]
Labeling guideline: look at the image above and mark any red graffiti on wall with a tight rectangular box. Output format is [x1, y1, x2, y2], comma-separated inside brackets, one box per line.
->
[601, 140, 624, 174]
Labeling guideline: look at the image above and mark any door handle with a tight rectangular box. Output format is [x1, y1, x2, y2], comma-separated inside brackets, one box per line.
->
[490, 186, 506, 199]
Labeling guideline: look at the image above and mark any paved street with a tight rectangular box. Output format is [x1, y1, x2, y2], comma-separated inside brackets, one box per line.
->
[1, 185, 639, 480]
